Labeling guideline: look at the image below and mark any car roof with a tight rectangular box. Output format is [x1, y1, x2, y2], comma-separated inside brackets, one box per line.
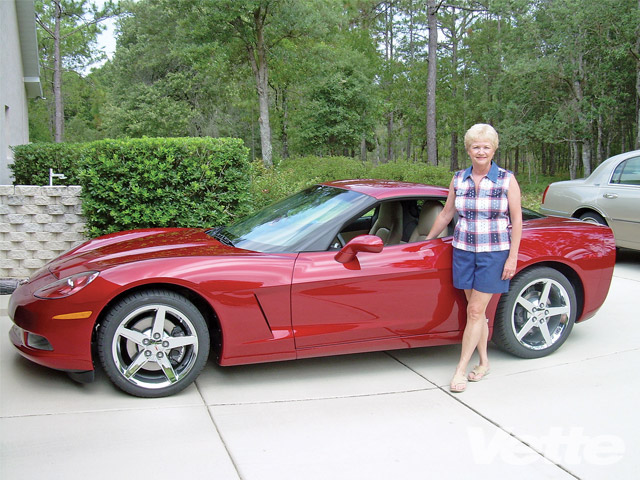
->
[588, 149, 640, 184]
[322, 179, 449, 200]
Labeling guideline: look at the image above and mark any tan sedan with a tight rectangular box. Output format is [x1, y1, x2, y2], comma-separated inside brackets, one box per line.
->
[541, 150, 640, 251]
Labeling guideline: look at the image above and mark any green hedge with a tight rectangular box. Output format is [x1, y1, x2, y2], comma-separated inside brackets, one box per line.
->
[11, 142, 86, 185]
[248, 156, 453, 209]
[11, 142, 454, 237]
[12, 138, 250, 237]
[80, 138, 250, 237]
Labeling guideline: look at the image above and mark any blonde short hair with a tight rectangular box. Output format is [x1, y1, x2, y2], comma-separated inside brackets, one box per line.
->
[464, 124, 499, 150]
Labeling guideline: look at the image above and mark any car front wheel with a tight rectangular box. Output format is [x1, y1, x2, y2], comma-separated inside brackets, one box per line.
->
[493, 267, 577, 358]
[98, 289, 210, 397]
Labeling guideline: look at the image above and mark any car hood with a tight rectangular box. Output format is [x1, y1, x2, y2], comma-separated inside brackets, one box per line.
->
[45, 228, 252, 278]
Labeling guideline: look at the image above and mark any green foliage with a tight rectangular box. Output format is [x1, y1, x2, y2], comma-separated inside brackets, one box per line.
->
[11, 137, 251, 238]
[28, 0, 639, 177]
[13, 140, 556, 234]
[11, 143, 86, 185]
[293, 42, 380, 156]
[79, 137, 250, 236]
[248, 156, 452, 211]
[33, 0, 118, 142]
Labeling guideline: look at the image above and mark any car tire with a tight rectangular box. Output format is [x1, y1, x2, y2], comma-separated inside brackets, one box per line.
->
[493, 267, 576, 359]
[98, 289, 210, 397]
[579, 211, 607, 226]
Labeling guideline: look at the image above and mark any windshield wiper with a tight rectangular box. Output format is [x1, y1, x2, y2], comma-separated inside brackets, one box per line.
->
[206, 227, 234, 247]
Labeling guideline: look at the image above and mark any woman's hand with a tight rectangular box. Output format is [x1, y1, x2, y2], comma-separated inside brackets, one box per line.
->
[502, 256, 517, 280]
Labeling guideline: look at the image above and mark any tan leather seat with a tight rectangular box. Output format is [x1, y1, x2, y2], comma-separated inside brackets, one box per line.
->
[369, 202, 403, 245]
[409, 201, 445, 242]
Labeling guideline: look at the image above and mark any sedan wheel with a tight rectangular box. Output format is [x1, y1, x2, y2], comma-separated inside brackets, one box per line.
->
[98, 290, 210, 397]
[579, 211, 607, 226]
[494, 267, 576, 358]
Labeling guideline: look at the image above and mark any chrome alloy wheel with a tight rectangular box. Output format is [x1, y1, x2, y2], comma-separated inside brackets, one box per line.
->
[111, 304, 200, 389]
[510, 278, 572, 351]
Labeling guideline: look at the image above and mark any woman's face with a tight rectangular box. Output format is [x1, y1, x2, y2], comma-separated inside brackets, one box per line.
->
[467, 139, 496, 169]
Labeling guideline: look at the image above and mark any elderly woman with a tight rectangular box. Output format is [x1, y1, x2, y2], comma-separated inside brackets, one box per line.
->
[426, 124, 522, 393]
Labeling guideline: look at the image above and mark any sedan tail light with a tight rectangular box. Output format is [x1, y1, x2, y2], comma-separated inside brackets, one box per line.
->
[541, 185, 550, 205]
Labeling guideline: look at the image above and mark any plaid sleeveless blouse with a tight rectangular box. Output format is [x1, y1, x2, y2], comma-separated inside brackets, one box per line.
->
[452, 162, 512, 252]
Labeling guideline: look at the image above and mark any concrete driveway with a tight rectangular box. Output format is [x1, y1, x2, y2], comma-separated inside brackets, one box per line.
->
[1, 250, 639, 480]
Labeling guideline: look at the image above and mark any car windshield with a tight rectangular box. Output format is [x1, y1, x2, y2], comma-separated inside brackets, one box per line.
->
[217, 185, 372, 252]
[522, 207, 545, 220]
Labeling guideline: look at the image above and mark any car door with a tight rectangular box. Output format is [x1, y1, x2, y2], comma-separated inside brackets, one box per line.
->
[598, 156, 640, 249]
[290, 238, 466, 349]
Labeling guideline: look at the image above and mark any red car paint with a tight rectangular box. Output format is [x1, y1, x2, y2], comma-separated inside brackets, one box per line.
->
[9, 180, 616, 378]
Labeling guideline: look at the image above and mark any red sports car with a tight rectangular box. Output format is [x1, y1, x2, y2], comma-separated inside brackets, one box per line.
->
[8, 180, 616, 397]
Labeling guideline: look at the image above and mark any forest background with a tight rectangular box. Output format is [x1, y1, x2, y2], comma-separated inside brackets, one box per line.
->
[28, 0, 640, 211]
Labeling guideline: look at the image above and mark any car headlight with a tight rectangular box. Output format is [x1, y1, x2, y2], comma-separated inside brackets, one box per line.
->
[34, 272, 100, 299]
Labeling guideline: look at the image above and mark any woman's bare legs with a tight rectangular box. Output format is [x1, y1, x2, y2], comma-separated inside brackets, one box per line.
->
[454, 289, 493, 378]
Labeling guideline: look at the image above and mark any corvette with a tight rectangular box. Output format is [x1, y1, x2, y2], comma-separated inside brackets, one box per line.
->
[9, 179, 616, 397]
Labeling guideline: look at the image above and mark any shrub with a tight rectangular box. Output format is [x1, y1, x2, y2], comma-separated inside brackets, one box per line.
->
[248, 156, 452, 212]
[11, 142, 86, 185]
[79, 138, 250, 237]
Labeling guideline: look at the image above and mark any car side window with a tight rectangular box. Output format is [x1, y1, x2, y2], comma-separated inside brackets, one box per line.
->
[610, 157, 640, 186]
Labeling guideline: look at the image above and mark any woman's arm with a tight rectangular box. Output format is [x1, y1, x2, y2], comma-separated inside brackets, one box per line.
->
[502, 176, 522, 280]
[426, 177, 456, 240]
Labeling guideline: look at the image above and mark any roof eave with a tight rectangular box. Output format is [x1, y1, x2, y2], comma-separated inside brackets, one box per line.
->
[15, 0, 42, 98]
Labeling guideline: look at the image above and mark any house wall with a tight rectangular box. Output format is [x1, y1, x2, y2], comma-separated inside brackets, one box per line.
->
[1, 0, 42, 185]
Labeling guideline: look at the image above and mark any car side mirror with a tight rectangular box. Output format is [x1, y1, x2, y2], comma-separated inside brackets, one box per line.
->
[334, 235, 384, 264]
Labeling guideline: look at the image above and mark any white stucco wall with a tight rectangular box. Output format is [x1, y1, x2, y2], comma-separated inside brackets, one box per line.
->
[0, 0, 42, 186]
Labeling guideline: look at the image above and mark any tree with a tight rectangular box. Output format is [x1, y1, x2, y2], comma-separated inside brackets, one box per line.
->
[426, 0, 438, 165]
[72, 0, 637, 177]
[634, 0, 640, 149]
[438, 2, 479, 171]
[294, 43, 379, 156]
[34, 0, 118, 142]
[185, 0, 338, 168]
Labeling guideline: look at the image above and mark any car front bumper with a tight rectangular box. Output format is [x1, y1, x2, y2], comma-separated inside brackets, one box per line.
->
[8, 276, 98, 373]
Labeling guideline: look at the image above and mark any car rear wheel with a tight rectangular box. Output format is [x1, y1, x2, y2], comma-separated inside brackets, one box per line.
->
[98, 289, 210, 397]
[579, 211, 607, 226]
[493, 267, 576, 358]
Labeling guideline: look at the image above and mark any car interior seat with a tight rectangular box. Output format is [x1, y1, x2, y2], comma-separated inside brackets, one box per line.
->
[409, 200, 445, 242]
[369, 202, 403, 245]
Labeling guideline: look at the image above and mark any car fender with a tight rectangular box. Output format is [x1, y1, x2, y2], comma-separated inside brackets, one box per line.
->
[485, 220, 615, 328]
[94, 255, 299, 366]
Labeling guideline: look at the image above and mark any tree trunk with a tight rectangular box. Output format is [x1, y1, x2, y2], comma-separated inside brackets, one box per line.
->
[280, 89, 289, 159]
[53, 1, 64, 143]
[386, 112, 393, 163]
[385, 2, 394, 163]
[426, 0, 438, 166]
[636, 66, 640, 149]
[596, 112, 604, 166]
[582, 140, 591, 177]
[569, 141, 579, 180]
[247, 9, 273, 168]
[449, 9, 459, 172]
[450, 131, 458, 172]
[636, 15, 640, 149]
[572, 51, 591, 176]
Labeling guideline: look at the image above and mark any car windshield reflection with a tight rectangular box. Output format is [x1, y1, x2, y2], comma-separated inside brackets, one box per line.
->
[218, 185, 370, 252]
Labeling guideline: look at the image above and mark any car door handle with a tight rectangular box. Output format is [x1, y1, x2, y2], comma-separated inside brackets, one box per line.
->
[603, 193, 618, 199]
[419, 246, 435, 257]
